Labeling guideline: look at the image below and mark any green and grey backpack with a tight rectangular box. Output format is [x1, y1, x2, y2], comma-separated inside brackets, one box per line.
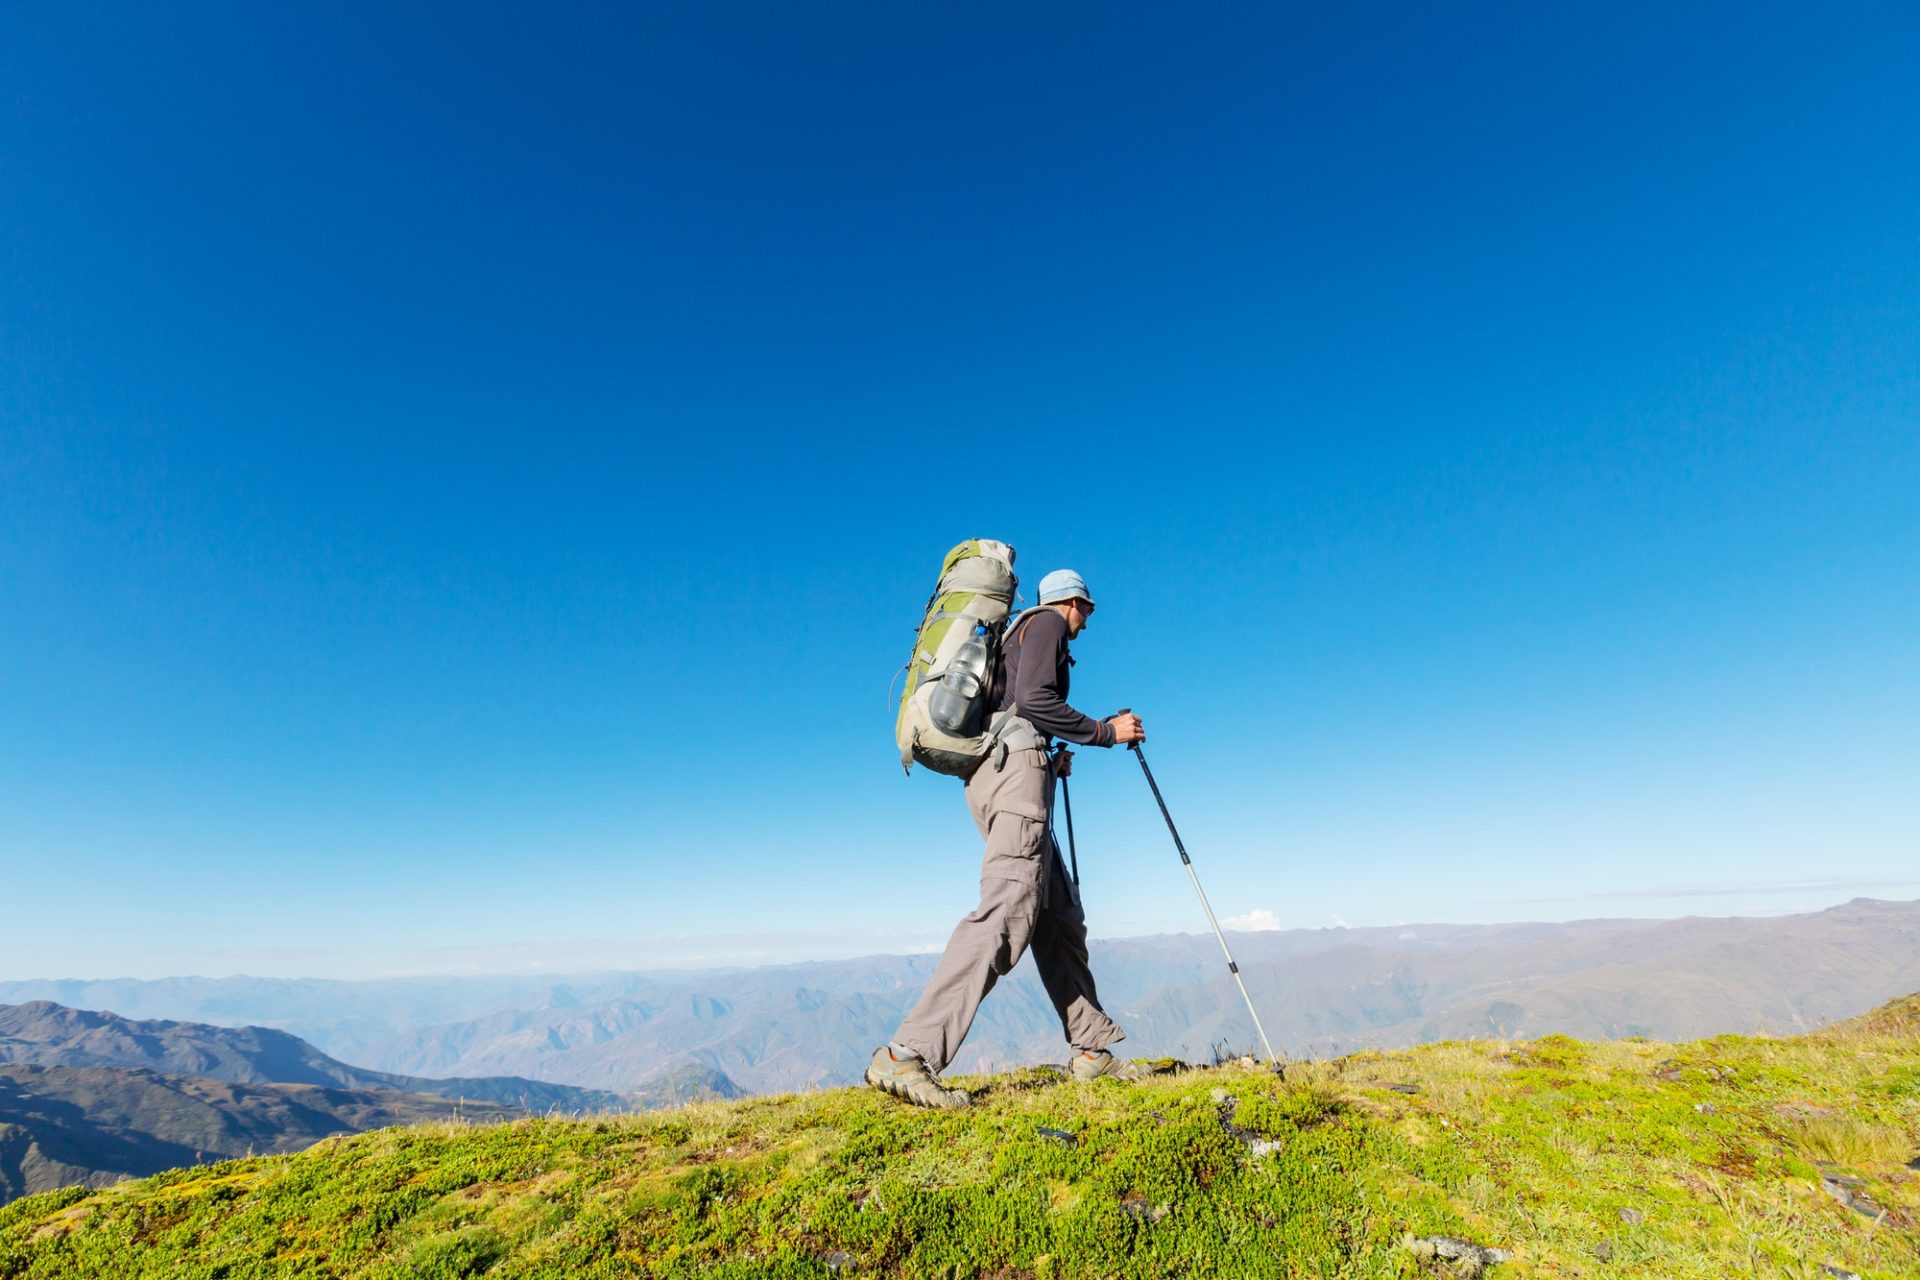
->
[895, 539, 1021, 776]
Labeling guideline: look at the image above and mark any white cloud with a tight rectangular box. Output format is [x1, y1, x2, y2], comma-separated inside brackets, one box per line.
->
[1222, 909, 1283, 932]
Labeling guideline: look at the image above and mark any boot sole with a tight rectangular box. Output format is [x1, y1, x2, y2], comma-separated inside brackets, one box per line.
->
[865, 1067, 969, 1109]
[1071, 1065, 1153, 1084]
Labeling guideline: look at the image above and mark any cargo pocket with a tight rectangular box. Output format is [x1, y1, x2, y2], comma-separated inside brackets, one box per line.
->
[981, 794, 1050, 888]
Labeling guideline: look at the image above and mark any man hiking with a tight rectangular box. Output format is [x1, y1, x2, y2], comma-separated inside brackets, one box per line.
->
[868, 569, 1150, 1108]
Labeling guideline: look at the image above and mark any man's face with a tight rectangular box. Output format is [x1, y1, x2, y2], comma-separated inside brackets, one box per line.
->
[1064, 597, 1094, 638]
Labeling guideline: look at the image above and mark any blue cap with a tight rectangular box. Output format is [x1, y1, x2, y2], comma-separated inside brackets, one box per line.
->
[1037, 569, 1095, 606]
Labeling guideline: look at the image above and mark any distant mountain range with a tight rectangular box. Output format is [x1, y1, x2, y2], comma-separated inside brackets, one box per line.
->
[4, 898, 1916, 1097]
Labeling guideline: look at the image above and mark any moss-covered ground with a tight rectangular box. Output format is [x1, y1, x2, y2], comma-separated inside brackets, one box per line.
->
[2, 998, 1916, 1278]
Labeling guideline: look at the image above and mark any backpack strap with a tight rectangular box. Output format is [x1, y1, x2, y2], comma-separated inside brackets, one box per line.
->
[1003, 605, 1049, 642]
[984, 704, 1024, 772]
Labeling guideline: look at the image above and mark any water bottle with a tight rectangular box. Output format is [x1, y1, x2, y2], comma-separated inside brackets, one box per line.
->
[928, 625, 992, 735]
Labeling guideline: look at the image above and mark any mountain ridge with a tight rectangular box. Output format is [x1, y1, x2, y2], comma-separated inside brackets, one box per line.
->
[0, 1062, 523, 1206]
[0, 1001, 627, 1113]
[3, 898, 1914, 1097]
[0, 1003, 756, 1207]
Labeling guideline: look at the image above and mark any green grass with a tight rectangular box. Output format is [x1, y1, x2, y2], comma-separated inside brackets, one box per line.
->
[3, 1000, 1917, 1279]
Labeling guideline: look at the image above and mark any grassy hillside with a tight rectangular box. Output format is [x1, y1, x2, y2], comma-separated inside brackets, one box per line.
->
[2, 998, 1915, 1279]
[0, 1064, 521, 1207]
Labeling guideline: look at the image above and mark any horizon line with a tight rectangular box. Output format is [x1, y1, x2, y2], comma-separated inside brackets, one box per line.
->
[4, 895, 1912, 987]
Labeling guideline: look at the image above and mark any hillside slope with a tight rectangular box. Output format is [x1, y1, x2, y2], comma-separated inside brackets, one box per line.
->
[2, 998, 1915, 1277]
[0, 1064, 520, 1207]
[0, 1002, 627, 1114]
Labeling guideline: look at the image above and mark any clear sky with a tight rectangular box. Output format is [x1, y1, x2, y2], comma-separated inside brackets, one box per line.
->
[3, 3, 1915, 980]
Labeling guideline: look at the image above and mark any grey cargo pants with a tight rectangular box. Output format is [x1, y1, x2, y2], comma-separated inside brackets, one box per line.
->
[891, 738, 1125, 1073]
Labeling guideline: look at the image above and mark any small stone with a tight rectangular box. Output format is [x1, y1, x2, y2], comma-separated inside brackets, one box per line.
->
[1819, 1266, 1863, 1280]
[1433, 1236, 1510, 1263]
[1590, 1239, 1614, 1262]
[1119, 1194, 1170, 1222]
[1820, 1174, 1886, 1219]
[1387, 1082, 1421, 1095]
[1037, 1126, 1077, 1146]
[1410, 1235, 1510, 1275]
[1693, 1102, 1716, 1114]
[1618, 1207, 1644, 1225]
[1907, 1154, 1920, 1171]
[823, 1251, 852, 1272]
[1210, 1088, 1233, 1103]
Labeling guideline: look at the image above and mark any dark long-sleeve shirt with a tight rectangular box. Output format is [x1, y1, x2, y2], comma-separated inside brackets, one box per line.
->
[995, 607, 1116, 747]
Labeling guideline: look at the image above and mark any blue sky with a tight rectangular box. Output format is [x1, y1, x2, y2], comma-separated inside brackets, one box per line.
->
[3, 3, 1915, 980]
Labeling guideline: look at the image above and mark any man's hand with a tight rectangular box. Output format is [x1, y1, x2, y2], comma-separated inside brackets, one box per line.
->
[1107, 712, 1145, 744]
[1053, 748, 1074, 778]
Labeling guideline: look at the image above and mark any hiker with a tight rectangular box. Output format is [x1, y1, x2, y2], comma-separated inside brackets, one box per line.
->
[868, 569, 1150, 1107]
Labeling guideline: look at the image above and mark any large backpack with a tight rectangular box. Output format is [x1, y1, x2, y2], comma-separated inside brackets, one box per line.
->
[895, 539, 1020, 776]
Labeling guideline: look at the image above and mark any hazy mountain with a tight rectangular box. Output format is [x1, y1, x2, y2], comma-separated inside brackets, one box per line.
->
[628, 1063, 747, 1110]
[0, 973, 688, 1067]
[0, 1002, 627, 1113]
[340, 898, 1920, 1090]
[0, 1062, 520, 1205]
[4, 899, 1914, 1096]
[1112, 895, 1920, 1061]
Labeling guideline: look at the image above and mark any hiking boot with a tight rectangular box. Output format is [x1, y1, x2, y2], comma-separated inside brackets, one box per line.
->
[866, 1046, 971, 1109]
[1070, 1048, 1153, 1083]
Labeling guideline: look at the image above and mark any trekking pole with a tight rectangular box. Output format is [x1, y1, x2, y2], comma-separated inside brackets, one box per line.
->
[1118, 711, 1281, 1066]
[1057, 771, 1081, 888]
